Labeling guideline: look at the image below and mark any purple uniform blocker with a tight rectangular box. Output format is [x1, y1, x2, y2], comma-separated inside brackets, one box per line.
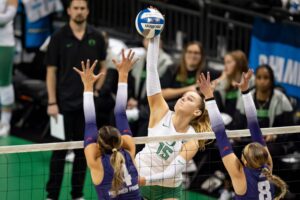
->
[235, 167, 275, 200]
[95, 149, 141, 200]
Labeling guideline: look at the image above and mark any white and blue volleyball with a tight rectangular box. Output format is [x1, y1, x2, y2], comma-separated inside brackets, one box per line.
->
[135, 8, 165, 39]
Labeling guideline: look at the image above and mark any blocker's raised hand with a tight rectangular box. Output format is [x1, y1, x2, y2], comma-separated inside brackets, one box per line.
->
[73, 59, 104, 91]
[232, 69, 253, 92]
[197, 72, 215, 100]
[112, 49, 138, 75]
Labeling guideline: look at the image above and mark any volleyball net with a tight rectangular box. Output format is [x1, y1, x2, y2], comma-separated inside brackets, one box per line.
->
[0, 126, 299, 199]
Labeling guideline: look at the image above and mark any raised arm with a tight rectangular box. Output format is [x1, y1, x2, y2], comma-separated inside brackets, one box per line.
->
[146, 36, 169, 127]
[198, 72, 244, 179]
[0, 0, 18, 26]
[74, 60, 103, 167]
[113, 49, 138, 158]
[234, 70, 273, 170]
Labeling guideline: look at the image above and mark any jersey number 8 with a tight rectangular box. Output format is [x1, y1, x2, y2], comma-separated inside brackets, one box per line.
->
[258, 180, 272, 200]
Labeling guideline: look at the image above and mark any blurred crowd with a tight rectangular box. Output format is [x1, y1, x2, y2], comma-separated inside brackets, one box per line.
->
[1, 0, 300, 199]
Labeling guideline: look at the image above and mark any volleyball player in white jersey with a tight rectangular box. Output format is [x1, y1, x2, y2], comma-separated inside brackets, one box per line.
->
[0, 0, 18, 136]
[135, 35, 211, 200]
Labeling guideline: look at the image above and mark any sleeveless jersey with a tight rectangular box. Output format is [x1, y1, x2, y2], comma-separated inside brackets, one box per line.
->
[235, 167, 275, 200]
[0, 0, 15, 46]
[95, 149, 141, 200]
[135, 110, 196, 187]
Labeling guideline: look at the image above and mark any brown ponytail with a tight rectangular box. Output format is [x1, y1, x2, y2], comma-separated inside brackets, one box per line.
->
[190, 108, 212, 151]
[97, 126, 125, 194]
[110, 149, 125, 194]
[243, 143, 288, 200]
[262, 167, 287, 200]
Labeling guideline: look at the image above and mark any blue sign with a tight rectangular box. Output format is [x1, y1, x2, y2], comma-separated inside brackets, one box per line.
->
[25, 15, 51, 49]
[249, 18, 300, 98]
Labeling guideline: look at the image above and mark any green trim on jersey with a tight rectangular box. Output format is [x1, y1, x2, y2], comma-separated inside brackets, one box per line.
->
[0, 46, 14, 86]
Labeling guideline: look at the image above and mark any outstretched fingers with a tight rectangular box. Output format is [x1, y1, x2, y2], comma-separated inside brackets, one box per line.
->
[246, 69, 253, 80]
[126, 49, 132, 60]
[198, 74, 202, 85]
[129, 51, 135, 61]
[207, 71, 211, 83]
[90, 60, 98, 73]
[73, 67, 83, 76]
[86, 59, 91, 72]
[81, 61, 86, 72]
[121, 48, 125, 61]
[112, 58, 118, 66]
[95, 72, 105, 80]
[201, 72, 207, 84]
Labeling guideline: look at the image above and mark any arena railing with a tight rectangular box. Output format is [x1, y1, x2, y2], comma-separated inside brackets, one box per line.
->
[88, 0, 300, 58]
[89, 0, 204, 52]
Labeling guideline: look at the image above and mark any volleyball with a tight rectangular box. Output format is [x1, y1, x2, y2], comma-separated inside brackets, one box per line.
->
[135, 8, 165, 39]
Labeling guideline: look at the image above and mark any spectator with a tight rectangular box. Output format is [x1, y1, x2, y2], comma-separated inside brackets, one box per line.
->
[45, 0, 107, 199]
[0, 0, 18, 136]
[161, 41, 219, 110]
[236, 64, 293, 129]
[214, 50, 253, 129]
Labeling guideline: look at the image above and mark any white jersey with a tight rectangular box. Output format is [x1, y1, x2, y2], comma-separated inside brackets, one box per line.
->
[0, 0, 15, 46]
[135, 110, 196, 187]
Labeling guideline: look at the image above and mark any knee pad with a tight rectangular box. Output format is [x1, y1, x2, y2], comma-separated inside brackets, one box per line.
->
[0, 85, 15, 106]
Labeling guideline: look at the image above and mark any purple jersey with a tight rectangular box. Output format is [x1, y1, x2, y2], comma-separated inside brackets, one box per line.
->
[95, 149, 141, 200]
[235, 167, 275, 200]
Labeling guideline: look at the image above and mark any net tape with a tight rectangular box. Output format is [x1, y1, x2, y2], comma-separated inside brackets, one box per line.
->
[0, 125, 299, 154]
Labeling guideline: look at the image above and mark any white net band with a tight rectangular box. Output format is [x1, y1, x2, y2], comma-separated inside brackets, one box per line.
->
[0, 125, 299, 154]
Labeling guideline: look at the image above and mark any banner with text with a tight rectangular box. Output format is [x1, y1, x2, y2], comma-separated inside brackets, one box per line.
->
[249, 18, 300, 98]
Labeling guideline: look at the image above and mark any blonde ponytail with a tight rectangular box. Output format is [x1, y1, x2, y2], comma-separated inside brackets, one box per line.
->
[244, 143, 287, 200]
[110, 149, 125, 194]
[190, 109, 212, 151]
[262, 167, 287, 200]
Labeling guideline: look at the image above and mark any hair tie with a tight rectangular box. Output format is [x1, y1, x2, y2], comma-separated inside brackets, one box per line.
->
[112, 148, 118, 153]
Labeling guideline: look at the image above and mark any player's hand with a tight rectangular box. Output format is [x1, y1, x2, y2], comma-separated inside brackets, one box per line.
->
[232, 69, 253, 92]
[73, 59, 104, 92]
[138, 176, 146, 186]
[112, 49, 138, 75]
[47, 104, 59, 119]
[197, 72, 215, 100]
